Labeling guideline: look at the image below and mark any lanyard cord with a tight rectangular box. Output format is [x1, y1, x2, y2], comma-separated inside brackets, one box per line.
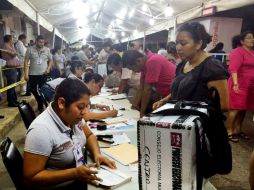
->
[36, 48, 43, 58]
[69, 128, 74, 140]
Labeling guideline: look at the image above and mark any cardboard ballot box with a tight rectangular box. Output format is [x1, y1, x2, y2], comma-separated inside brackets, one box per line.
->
[138, 113, 201, 190]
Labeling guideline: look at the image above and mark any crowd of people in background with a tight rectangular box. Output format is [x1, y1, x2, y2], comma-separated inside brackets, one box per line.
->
[0, 21, 254, 189]
[0, 22, 253, 138]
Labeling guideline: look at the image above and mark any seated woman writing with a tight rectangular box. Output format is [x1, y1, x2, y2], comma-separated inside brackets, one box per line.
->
[40, 60, 84, 102]
[23, 78, 116, 190]
[83, 72, 118, 120]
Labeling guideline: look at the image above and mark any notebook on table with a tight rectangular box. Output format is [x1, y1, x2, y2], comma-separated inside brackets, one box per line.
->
[91, 165, 132, 189]
[102, 144, 138, 166]
[107, 94, 127, 100]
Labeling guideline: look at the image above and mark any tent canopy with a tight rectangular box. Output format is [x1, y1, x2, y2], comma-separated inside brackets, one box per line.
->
[7, 0, 254, 43]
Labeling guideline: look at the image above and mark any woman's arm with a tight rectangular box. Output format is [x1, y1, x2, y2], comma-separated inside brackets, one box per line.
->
[83, 125, 116, 169]
[54, 60, 62, 75]
[118, 79, 128, 93]
[207, 79, 229, 112]
[23, 152, 98, 188]
[152, 94, 171, 110]
[140, 83, 152, 117]
[131, 79, 143, 110]
[83, 109, 118, 120]
[231, 72, 239, 93]
[24, 57, 30, 81]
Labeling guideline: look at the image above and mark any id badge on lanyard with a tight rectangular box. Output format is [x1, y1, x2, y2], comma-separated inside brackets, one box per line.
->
[37, 50, 42, 65]
[73, 143, 86, 167]
[37, 58, 42, 65]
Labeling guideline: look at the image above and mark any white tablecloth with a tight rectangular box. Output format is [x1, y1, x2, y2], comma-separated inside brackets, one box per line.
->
[87, 89, 217, 190]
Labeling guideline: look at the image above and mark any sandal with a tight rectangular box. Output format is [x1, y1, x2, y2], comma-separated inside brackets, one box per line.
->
[237, 132, 250, 140]
[228, 134, 239, 143]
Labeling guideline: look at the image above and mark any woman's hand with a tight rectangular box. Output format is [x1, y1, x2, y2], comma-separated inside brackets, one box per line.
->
[111, 88, 118, 94]
[96, 104, 110, 111]
[94, 154, 116, 169]
[75, 164, 101, 185]
[153, 100, 166, 110]
[43, 69, 50, 75]
[233, 83, 239, 93]
[106, 109, 118, 117]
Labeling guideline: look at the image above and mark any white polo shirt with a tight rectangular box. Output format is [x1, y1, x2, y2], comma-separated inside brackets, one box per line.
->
[121, 68, 140, 89]
[24, 103, 86, 170]
[25, 46, 52, 75]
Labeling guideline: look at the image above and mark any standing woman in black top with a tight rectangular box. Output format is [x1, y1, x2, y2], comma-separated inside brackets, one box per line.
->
[153, 22, 229, 111]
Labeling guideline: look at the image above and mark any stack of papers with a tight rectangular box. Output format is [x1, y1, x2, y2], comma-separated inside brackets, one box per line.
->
[97, 92, 112, 97]
[103, 144, 138, 166]
[112, 133, 131, 145]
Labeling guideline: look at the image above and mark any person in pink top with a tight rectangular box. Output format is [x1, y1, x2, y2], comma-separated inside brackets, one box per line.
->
[227, 31, 254, 142]
[122, 50, 176, 117]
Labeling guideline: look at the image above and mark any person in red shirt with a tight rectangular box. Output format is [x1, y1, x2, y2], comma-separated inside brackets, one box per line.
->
[122, 50, 176, 117]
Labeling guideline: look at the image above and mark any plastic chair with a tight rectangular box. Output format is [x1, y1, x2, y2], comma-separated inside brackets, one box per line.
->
[0, 137, 24, 190]
[39, 84, 55, 107]
[38, 88, 48, 108]
[18, 100, 36, 129]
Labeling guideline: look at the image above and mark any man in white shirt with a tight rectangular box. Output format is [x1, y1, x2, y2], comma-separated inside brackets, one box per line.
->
[15, 34, 27, 95]
[64, 47, 74, 62]
[107, 53, 140, 98]
[98, 42, 111, 77]
[77, 45, 95, 68]
[24, 35, 53, 112]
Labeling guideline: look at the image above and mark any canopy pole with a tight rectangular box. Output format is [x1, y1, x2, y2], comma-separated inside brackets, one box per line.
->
[127, 36, 130, 50]
[143, 31, 146, 51]
[173, 16, 177, 41]
[61, 37, 63, 48]
[36, 12, 40, 36]
[52, 28, 56, 48]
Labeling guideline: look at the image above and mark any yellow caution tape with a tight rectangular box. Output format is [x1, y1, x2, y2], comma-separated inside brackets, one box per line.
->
[1, 66, 24, 70]
[0, 80, 26, 93]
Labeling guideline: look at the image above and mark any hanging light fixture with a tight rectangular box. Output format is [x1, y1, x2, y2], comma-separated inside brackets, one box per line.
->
[71, 0, 90, 18]
[76, 18, 88, 27]
[117, 8, 127, 19]
[149, 18, 155, 26]
[111, 32, 116, 39]
[105, 33, 110, 38]
[128, 9, 135, 18]
[164, 4, 174, 17]
[133, 29, 138, 36]
[116, 19, 123, 25]
[142, 4, 148, 11]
